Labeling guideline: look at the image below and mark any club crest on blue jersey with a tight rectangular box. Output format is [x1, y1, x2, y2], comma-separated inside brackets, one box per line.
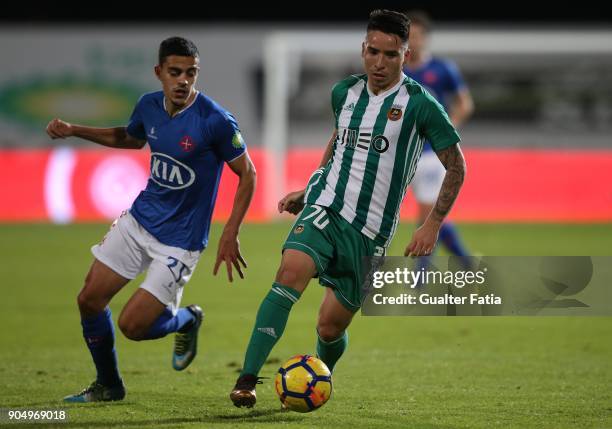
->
[179, 135, 195, 152]
[150, 152, 196, 190]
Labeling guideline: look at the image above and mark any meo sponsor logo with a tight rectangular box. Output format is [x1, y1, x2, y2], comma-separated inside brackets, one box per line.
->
[336, 128, 389, 153]
[150, 152, 196, 189]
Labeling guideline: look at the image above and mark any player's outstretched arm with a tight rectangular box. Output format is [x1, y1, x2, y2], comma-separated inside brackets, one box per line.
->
[213, 152, 256, 282]
[46, 118, 146, 149]
[405, 143, 466, 257]
[278, 130, 337, 215]
[431, 143, 466, 222]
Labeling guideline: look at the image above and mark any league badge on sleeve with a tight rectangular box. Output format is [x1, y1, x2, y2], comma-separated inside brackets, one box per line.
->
[232, 131, 245, 149]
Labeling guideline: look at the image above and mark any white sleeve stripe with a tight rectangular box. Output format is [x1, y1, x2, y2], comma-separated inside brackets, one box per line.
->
[227, 150, 247, 163]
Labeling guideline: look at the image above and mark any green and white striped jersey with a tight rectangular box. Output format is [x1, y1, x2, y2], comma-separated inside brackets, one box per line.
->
[304, 73, 460, 247]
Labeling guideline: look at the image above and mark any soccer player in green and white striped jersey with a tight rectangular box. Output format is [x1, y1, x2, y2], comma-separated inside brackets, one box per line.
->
[231, 9, 467, 408]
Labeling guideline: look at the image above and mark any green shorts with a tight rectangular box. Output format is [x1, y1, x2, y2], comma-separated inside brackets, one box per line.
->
[283, 204, 385, 312]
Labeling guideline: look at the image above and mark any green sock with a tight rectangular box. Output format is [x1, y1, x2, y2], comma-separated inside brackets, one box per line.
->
[316, 330, 348, 373]
[240, 283, 301, 376]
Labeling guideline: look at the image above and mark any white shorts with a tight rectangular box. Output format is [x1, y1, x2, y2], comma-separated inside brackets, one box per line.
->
[91, 211, 201, 314]
[411, 150, 446, 204]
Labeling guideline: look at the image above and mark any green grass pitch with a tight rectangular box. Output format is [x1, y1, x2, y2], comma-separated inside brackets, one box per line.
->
[1, 222, 611, 428]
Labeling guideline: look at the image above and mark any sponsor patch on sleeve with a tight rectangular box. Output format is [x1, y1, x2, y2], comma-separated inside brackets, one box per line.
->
[232, 131, 245, 149]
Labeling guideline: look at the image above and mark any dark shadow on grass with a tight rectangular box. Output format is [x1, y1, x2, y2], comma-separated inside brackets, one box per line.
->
[5, 400, 132, 409]
[214, 408, 301, 421]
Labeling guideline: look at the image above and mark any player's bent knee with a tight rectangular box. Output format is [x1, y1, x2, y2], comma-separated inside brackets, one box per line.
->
[77, 289, 106, 316]
[118, 314, 148, 341]
[317, 321, 344, 343]
[275, 266, 299, 287]
[275, 264, 309, 290]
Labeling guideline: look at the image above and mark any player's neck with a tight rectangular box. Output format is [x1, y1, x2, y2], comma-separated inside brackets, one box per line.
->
[164, 90, 197, 117]
[367, 74, 403, 96]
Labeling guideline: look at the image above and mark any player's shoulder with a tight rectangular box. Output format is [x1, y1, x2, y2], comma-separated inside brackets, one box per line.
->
[135, 90, 164, 108]
[193, 92, 241, 138]
[430, 56, 461, 76]
[331, 74, 366, 108]
[332, 74, 366, 92]
[193, 92, 237, 123]
[403, 76, 429, 97]
[403, 77, 441, 110]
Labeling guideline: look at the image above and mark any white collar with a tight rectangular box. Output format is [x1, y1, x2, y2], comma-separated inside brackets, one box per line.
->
[366, 73, 406, 99]
[163, 90, 199, 117]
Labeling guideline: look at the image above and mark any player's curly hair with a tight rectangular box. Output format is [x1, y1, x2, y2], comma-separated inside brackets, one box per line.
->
[158, 37, 199, 65]
[367, 9, 410, 44]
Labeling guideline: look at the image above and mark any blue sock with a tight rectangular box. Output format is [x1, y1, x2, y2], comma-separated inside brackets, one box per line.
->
[439, 223, 471, 268]
[81, 307, 122, 387]
[142, 307, 195, 340]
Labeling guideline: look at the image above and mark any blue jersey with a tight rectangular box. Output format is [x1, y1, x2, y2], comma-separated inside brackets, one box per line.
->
[126, 91, 246, 251]
[404, 57, 466, 151]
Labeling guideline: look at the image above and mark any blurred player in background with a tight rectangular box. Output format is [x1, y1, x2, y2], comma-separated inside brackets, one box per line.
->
[404, 11, 474, 269]
[230, 10, 466, 408]
[46, 37, 256, 402]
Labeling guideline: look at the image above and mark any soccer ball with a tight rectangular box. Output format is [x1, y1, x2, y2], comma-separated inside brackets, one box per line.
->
[274, 354, 332, 412]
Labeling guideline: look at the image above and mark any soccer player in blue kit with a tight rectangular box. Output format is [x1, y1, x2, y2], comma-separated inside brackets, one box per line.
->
[404, 11, 474, 268]
[46, 37, 256, 402]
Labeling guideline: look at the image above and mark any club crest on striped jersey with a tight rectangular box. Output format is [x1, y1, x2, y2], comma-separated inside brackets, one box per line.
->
[387, 104, 403, 121]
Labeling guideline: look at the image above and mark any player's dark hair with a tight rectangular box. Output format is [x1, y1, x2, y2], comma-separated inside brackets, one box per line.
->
[367, 9, 410, 44]
[405, 10, 432, 33]
[158, 37, 199, 65]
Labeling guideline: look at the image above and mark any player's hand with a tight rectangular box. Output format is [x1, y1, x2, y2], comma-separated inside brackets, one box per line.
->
[213, 228, 247, 282]
[404, 220, 441, 258]
[46, 118, 73, 139]
[278, 190, 306, 215]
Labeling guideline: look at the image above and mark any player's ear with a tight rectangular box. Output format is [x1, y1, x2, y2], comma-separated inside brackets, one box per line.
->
[154, 64, 162, 80]
[403, 48, 411, 65]
[361, 41, 366, 58]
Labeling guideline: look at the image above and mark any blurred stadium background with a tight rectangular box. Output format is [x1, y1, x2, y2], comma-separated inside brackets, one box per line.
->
[1, 16, 611, 223]
[1, 5, 611, 428]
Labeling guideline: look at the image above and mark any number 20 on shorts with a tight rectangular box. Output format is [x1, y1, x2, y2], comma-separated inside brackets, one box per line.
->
[302, 206, 329, 230]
